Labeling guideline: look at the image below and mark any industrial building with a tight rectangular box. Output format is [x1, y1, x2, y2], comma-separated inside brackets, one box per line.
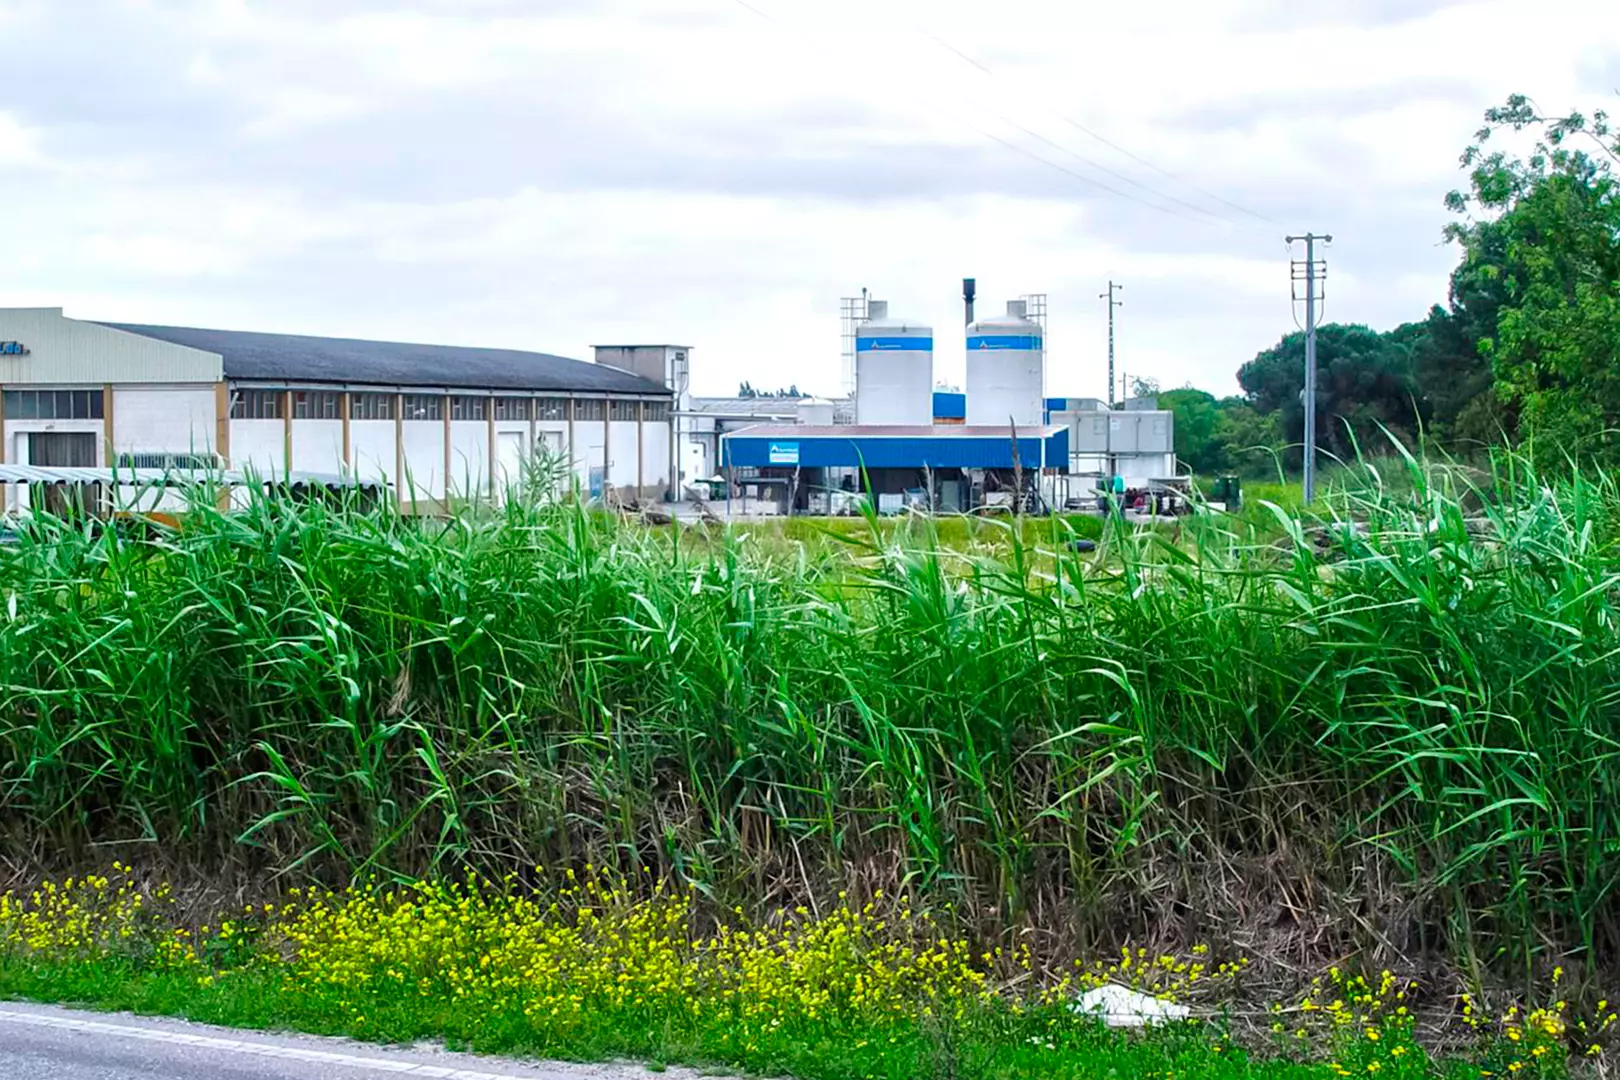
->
[0, 281, 1178, 521]
[718, 283, 1181, 514]
[0, 307, 675, 512]
[723, 292, 1077, 513]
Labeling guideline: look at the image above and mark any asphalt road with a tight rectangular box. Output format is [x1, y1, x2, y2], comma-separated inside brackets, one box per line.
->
[0, 1002, 692, 1080]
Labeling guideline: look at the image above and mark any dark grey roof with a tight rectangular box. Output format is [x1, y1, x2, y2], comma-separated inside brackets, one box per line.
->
[97, 322, 669, 395]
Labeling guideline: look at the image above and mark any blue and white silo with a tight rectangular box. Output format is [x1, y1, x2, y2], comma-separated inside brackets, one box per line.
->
[855, 301, 934, 426]
[966, 300, 1044, 429]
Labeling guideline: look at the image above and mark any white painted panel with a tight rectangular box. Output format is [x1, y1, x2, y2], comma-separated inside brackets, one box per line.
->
[640, 421, 672, 495]
[229, 420, 284, 478]
[607, 421, 640, 492]
[575, 424, 606, 493]
[350, 421, 397, 485]
[496, 431, 524, 501]
[399, 421, 444, 501]
[113, 387, 218, 457]
[291, 420, 343, 475]
[447, 421, 487, 498]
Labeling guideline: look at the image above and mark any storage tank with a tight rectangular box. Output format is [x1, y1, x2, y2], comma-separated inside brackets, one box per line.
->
[966, 300, 1044, 428]
[797, 397, 836, 426]
[855, 301, 934, 426]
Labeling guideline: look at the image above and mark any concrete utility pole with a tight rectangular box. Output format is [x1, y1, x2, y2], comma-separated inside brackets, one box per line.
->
[1100, 281, 1123, 407]
[1287, 234, 1331, 504]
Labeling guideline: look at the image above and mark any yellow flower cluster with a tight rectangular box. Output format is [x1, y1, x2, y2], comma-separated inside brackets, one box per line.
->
[271, 873, 994, 1042]
[4, 866, 1617, 1077]
[1037, 943, 1249, 1007]
[0, 864, 195, 970]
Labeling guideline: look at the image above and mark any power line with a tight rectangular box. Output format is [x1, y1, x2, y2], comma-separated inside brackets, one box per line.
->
[914, 26, 1277, 229]
[724, 0, 1272, 237]
[913, 25, 1276, 228]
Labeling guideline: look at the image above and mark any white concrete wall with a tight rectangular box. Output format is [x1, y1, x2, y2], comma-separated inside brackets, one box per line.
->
[399, 421, 444, 502]
[113, 386, 218, 457]
[350, 421, 397, 485]
[607, 421, 641, 494]
[291, 420, 343, 475]
[640, 421, 671, 497]
[576, 424, 607, 496]
[230, 420, 284, 479]
[446, 421, 487, 499]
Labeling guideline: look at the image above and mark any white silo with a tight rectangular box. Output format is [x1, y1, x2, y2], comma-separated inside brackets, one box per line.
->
[966, 300, 1044, 429]
[855, 301, 934, 426]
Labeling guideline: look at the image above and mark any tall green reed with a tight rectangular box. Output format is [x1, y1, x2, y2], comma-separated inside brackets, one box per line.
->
[1, 449, 1618, 978]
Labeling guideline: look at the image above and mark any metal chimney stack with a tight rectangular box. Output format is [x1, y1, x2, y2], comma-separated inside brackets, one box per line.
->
[963, 278, 977, 327]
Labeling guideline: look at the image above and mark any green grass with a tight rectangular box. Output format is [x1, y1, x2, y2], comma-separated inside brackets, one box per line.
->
[2, 448, 1619, 985]
[0, 959, 1338, 1080]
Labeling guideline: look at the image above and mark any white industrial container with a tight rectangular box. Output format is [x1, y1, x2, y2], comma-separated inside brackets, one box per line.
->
[855, 301, 934, 426]
[966, 300, 1044, 429]
[797, 398, 836, 426]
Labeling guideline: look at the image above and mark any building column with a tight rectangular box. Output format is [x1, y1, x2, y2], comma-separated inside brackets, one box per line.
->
[213, 382, 231, 511]
[527, 398, 537, 496]
[603, 405, 610, 500]
[442, 393, 452, 510]
[213, 383, 231, 467]
[102, 384, 115, 468]
[341, 391, 352, 475]
[567, 398, 576, 493]
[637, 401, 645, 499]
[487, 398, 496, 500]
[282, 389, 293, 480]
[394, 392, 405, 512]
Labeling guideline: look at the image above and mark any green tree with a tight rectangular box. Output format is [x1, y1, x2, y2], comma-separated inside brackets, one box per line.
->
[1159, 387, 1221, 473]
[1237, 323, 1423, 464]
[1212, 398, 1282, 477]
[1447, 94, 1620, 464]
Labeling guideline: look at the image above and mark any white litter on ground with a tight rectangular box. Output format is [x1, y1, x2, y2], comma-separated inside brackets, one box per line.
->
[1071, 984, 1192, 1027]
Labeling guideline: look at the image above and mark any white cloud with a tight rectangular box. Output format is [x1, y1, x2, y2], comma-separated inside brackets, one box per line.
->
[0, 0, 1615, 398]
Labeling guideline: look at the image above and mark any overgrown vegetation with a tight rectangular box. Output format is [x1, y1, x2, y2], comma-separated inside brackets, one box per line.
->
[2, 445, 1619, 992]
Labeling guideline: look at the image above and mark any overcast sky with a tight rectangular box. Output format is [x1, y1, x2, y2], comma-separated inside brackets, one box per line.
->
[2, 0, 1617, 398]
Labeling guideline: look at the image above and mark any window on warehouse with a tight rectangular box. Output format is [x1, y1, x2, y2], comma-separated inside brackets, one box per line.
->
[229, 390, 284, 420]
[402, 395, 442, 421]
[350, 393, 394, 421]
[493, 397, 530, 421]
[609, 400, 639, 422]
[3, 389, 104, 421]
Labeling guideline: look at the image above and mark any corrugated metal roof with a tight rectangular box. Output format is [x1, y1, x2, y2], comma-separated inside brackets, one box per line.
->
[97, 323, 669, 396]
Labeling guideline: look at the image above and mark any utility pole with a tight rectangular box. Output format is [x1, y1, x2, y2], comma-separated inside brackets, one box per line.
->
[1286, 234, 1331, 504]
[1100, 281, 1123, 407]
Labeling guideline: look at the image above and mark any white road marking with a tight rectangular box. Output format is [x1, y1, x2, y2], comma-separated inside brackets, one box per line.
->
[0, 1008, 545, 1079]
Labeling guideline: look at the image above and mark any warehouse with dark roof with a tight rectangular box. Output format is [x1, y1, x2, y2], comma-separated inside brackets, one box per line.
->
[0, 307, 675, 510]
